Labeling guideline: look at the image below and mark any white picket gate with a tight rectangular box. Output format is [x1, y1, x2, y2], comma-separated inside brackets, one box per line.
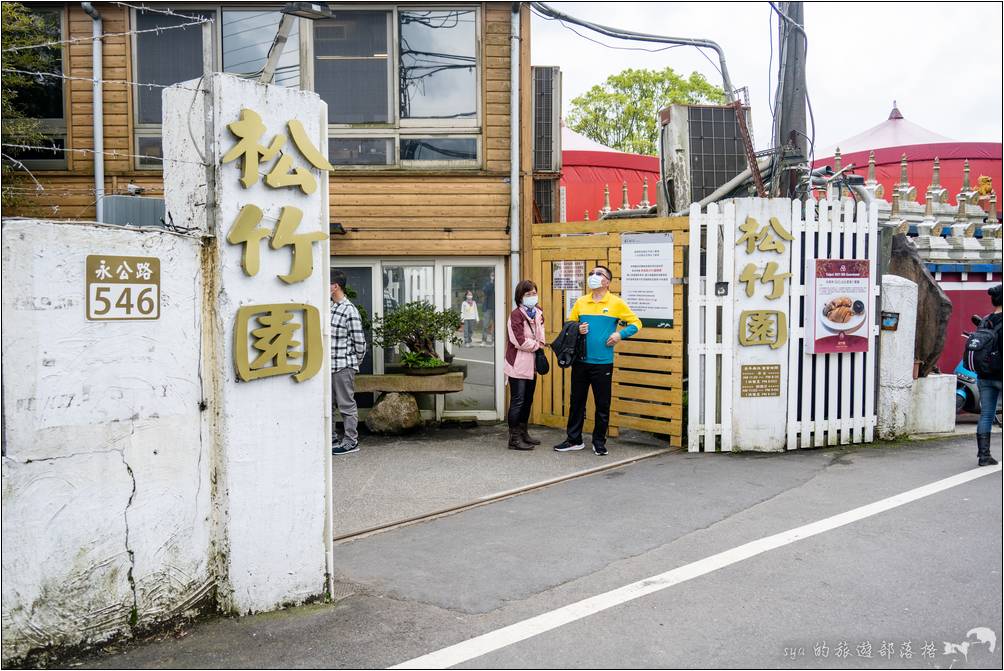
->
[688, 198, 880, 452]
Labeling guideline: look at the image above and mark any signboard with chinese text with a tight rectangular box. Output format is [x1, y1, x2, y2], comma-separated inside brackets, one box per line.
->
[85, 255, 160, 320]
[552, 260, 584, 290]
[805, 259, 871, 353]
[731, 199, 793, 451]
[621, 233, 674, 328]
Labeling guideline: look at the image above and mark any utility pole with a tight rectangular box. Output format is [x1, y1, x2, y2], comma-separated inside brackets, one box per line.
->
[775, 1, 807, 198]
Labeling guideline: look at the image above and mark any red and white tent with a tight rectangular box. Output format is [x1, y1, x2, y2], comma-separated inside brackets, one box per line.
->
[814, 103, 1002, 207]
[560, 124, 659, 221]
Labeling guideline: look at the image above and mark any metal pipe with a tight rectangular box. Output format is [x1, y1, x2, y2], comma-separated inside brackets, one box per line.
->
[673, 157, 773, 215]
[81, 2, 104, 221]
[509, 4, 521, 295]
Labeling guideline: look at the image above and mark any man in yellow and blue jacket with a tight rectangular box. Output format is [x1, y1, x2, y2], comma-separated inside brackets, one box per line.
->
[554, 265, 642, 456]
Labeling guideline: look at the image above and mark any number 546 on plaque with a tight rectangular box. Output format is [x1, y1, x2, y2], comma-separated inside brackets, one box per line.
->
[86, 255, 161, 321]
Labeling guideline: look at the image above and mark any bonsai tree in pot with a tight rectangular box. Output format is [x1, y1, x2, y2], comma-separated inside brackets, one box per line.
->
[371, 301, 463, 373]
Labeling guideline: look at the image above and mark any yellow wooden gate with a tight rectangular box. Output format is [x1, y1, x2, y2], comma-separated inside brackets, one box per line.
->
[528, 217, 687, 448]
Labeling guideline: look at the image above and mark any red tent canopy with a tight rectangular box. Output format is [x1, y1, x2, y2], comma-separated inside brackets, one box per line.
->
[560, 125, 659, 221]
[814, 104, 1002, 206]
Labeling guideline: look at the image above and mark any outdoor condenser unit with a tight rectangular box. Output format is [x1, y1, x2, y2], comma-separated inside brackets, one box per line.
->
[658, 104, 751, 213]
[532, 66, 562, 173]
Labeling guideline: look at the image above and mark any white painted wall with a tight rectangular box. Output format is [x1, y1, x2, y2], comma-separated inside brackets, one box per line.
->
[910, 374, 957, 434]
[1, 219, 211, 662]
[877, 275, 918, 439]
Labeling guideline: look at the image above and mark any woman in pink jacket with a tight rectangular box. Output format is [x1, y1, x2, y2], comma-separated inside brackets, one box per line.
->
[504, 279, 545, 450]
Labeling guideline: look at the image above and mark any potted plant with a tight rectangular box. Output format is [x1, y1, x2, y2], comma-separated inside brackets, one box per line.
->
[371, 301, 463, 375]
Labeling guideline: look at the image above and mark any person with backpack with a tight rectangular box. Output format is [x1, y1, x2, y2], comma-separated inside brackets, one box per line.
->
[504, 280, 545, 450]
[970, 283, 1002, 466]
[554, 265, 641, 456]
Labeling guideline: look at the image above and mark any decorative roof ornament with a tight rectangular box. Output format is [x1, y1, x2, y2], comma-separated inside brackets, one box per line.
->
[584, 210, 590, 221]
[864, 150, 884, 199]
[600, 184, 611, 215]
[924, 157, 948, 216]
[638, 177, 651, 209]
[955, 159, 976, 209]
[619, 181, 630, 210]
[888, 100, 904, 120]
[893, 153, 917, 203]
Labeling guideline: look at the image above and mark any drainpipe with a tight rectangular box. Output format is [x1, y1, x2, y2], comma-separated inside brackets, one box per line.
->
[509, 4, 520, 296]
[82, 2, 104, 222]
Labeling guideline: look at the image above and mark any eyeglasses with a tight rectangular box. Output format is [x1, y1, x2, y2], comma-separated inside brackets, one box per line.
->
[589, 270, 610, 279]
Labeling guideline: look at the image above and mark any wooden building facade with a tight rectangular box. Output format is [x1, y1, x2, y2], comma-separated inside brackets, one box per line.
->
[8, 2, 534, 420]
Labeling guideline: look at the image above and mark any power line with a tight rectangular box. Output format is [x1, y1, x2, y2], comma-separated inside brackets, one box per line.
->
[2, 143, 208, 167]
[2, 16, 211, 53]
[531, 8, 685, 55]
[1, 68, 206, 93]
[113, 2, 214, 22]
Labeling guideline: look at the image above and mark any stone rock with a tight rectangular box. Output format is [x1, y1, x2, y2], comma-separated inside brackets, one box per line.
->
[365, 392, 422, 434]
[888, 234, 953, 376]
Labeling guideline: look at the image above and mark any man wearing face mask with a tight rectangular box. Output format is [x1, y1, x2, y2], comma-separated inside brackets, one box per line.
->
[554, 265, 642, 456]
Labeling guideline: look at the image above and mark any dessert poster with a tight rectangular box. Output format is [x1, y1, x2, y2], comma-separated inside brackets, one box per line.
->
[806, 259, 871, 354]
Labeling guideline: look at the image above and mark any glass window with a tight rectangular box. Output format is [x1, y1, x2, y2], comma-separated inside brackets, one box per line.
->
[398, 9, 477, 120]
[314, 11, 391, 123]
[6, 8, 66, 169]
[223, 10, 300, 87]
[329, 138, 394, 166]
[400, 137, 477, 162]
[381, 265, 434, 368]
[135, 136, 164, 169]
[134, 9, 214, 125]
[444, 265, 496, 412]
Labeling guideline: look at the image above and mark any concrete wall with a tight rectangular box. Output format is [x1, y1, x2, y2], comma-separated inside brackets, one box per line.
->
[1, 219, 211, 662]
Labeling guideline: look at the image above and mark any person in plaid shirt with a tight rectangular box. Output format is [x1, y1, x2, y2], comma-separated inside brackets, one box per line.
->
[330, 270, 367, 454]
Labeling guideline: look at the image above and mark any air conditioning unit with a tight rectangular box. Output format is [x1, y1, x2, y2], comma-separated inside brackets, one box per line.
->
[533, 177, 559, 223]
[103, 195, 166, 228]
[658, 104, 751, 213]
[532, 66, 562, 173]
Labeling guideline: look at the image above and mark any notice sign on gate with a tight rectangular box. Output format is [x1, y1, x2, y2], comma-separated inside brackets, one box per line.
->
[86, 255, 160, 320]
[621, 233, 674, 327]
[806, 259, 871, 353]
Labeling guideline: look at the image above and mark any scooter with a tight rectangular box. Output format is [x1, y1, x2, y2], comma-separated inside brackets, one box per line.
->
[956, 315, 1003, 426]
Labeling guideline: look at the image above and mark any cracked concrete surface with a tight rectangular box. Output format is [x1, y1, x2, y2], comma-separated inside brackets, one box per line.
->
[70, 432, 1002, 669]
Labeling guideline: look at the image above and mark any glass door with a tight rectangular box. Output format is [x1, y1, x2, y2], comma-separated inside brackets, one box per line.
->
[441, 260, 503, 419]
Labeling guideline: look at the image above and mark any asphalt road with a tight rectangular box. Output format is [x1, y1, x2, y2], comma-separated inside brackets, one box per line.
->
[76, 433, 1002, 670]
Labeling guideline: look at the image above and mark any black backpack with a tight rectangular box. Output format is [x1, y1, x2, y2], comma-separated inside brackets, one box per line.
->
[550, 321, 586, 368]
[965, 317, 1002, 378]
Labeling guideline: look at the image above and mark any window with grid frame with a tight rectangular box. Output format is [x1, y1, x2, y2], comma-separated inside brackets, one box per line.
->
[132, 6, 301, 170]
[318, 7, 482, 169]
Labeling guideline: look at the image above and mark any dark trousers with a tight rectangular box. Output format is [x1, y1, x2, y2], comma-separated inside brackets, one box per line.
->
[566, 362, 613, 445]
[507, 376, 537, 428]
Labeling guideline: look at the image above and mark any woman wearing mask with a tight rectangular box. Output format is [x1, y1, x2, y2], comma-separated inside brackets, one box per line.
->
[504, 280, 544, 450]
[460, 290, 479, 346]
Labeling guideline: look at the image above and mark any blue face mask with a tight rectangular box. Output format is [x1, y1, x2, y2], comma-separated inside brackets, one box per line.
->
[588, 273, 604, 289]
[522, 296, 539, 308]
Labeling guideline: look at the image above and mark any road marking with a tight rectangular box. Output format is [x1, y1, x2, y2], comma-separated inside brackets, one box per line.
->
[390, 464, 1001, 669]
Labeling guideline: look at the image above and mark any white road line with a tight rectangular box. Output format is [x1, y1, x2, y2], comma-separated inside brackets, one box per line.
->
[390, 464, 1002, 669]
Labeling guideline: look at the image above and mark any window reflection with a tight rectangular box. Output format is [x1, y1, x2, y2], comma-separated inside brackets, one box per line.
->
[222, 10, 300, 87]
[400, 138, 477, 161]
[314, 11, 391, 123]
[135, 10, 214, 124]
[382, 265, 435, 367]
[399, 10, 477, 120]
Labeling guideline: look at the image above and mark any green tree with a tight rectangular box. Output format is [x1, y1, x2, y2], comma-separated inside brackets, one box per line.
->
[567, 67, 726, 156]
[1, 2, 62, 205]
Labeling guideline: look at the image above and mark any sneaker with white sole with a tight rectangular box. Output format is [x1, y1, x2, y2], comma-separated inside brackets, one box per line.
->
[592, 443, 608, 456]
[553, 440, 585, 452]
[332, 443, 359, 455]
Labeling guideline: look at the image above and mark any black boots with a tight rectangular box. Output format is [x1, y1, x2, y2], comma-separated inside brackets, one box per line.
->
[508, 427, 533, 450]
[977, 433, 998, 466]
[519, 422, 541, 446]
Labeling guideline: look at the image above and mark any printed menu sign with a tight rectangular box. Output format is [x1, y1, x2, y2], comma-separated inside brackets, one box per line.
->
[806, 259, 871, 353]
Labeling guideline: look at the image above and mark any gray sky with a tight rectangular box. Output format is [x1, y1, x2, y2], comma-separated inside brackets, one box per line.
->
[531, 2, 1004, 154]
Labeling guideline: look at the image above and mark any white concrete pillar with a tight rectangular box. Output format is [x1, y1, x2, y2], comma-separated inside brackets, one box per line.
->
[877, 275, 918, 439]
[163, 74, 332, 614]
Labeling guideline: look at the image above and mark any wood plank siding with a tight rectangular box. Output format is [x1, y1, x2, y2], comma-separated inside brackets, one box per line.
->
[7, 2, 532, 262]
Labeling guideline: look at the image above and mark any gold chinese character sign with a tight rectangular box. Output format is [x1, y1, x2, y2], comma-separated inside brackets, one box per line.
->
[738, 309, 788, 349]
[234, 303, 321, 382]
[226, 205, 326, 284]
[221, 108, 333, 195]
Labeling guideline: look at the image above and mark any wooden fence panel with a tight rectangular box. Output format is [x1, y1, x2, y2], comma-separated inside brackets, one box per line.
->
[530, 217, 688, 447]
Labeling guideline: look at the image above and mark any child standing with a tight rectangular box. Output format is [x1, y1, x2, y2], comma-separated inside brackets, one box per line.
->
[461, 290, 479, 345]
